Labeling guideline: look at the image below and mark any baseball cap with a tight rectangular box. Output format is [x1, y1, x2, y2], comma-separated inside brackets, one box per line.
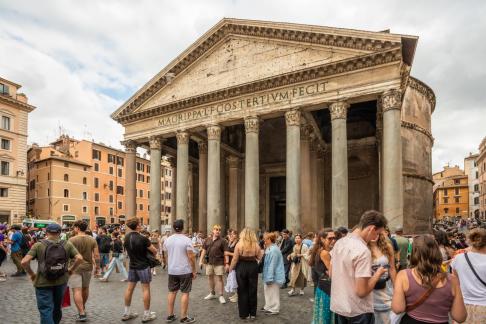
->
[46, 223, 62, 233]
[173, 219, 184, 232]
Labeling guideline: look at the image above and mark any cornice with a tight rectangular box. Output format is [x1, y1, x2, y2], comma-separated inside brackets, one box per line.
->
[401, 121, 434, 143]
[116, 47, 402, 124]
[112, 19, 404, 122]
[0, 95, 36, 112]
[407, 77, 436, 113]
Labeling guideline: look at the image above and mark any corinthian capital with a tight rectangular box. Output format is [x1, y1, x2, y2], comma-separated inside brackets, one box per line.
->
[300, 124, 311, 140]
[285, 109, 301, 127]
[198, 142, 208, 154]
[207, 125, 221, 141]
[121, 140, 137, 153]
[148, 136, 163, 150]
[329, 101, 349, 120]
[381, 89, 402, 112]
[244, 116, 259, 134]
[176, 131, 189, 145]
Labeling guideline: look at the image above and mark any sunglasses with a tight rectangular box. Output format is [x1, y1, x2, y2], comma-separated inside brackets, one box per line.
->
[326, 237, 336, 241]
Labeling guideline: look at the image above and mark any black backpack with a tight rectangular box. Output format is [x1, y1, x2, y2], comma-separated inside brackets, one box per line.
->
[40, 240, 68, 280]
[99, 235, 112, 253]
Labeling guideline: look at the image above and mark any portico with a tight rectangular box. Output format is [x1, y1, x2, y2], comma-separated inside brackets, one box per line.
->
[112, 19, 436, 234]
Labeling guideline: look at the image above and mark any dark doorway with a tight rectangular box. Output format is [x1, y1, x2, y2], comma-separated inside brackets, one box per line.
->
[269, 176, 286, 231]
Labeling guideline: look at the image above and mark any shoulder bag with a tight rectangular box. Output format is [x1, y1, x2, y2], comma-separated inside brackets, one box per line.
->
[464, 252, 486, 287]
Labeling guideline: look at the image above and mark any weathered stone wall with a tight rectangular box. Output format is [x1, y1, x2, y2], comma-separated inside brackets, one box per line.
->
[401, 77, 435, 233]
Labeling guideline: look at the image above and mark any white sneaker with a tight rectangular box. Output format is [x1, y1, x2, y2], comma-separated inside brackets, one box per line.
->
[219, 296, 226, 304]
[141, 311, 157, 323]
[288, 289, 295, 296]
[299, 290, 304, 296]
[204, 293, 217, 300]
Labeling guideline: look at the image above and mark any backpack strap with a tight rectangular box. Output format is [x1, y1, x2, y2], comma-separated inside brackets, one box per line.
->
[464, 252, 486, 287]
[406, 273, 443, 313]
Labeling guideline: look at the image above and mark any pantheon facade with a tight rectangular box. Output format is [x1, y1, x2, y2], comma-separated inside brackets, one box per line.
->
[112, 19, 435, 234]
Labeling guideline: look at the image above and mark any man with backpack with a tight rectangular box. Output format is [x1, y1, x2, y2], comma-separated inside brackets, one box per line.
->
[21, 223, 83, 324]
[96, 227, 112, 275]
[69, 220, 100, 322]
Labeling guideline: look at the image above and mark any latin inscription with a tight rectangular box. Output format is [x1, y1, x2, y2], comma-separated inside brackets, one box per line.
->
[157, 81, 328, 127]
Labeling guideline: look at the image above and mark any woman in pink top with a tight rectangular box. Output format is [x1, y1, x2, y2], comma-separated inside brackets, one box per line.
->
[392, 235, 466, 323]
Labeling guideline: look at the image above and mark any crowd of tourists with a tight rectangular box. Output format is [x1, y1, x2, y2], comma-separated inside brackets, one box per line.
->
[1, 211, 485, 324]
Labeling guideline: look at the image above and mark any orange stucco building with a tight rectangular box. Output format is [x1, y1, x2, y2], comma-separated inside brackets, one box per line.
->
[27, 135, 173, 227]
[433, 165, 469, 220]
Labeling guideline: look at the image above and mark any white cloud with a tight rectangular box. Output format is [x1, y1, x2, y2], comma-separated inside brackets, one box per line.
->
[0, 0, 485, 170]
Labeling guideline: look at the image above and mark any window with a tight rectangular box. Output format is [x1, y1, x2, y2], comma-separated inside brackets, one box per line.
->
[47, 188, 50, 196]
[109, 195, 113, 203]
[139, 204, 143, 211]
[94, 206, 99, 215]
[476, 171, 479, 179]
[455, 188, 460, 195]
[83, 177, 87, 184]
[147, 176, 150, 183]
[94, 193, 100, 201]
[116, 186, 124, 195]
[109, 166, 114, 175]
[83, 167, 87, 171]
[108, 154, 115, 163]
[64, 174, 69, 182]
[117, 201, 122, 209]
[64, 189, 69, 198]
[82, 192, 87, 200]
[444, 208, 449, 214]
[29, 180, 35, 190]
[82, 206, 87, 213]
[117, 168, 122, 177]
[1, 161, 9, 175]
[116, 156, 124, 166]
[444, 189, 448, 196]
[109, 180, 114, 191]
[139, 189, 143, 198]
[47, 172, 50, 180]
[455, 197, 460, 203]
[94, 177, 99, 188]
[1, 116, 10, 130]
[474, 197, 479, 205]
[443, 197, 448, 204]
[0, 188, 8, 197]
[64, 162, 69, 167]
[474, 184, 479, 192]
[456, 207, 460, 214]
[136, 162, 145, 172]
[0, 83, 10, 95]
[94, 163, 99, 172]
[454, 179, 460, 185]
[1, 138, 10, 150]
[109, 208, 113, 216]
[147, 165, 151, 174]
[92, 149, 101, 160]
[165, 180, 168, 187]
[63, 204, 69, 212]
[148, 191, 150, 199]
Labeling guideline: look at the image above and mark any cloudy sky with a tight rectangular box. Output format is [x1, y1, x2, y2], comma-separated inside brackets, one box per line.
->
[0, 0, 485, 172]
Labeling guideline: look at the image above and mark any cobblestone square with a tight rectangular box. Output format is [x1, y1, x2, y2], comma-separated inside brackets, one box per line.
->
[0, 259, 313, 324]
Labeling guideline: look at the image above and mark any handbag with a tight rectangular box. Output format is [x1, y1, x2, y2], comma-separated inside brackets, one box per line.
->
[258, 253, 265, 273]
[464, 252, 486, 287]
[317, 272, 331, 295]
[291, 245, 302, 264]
[61, 286, 71, 308]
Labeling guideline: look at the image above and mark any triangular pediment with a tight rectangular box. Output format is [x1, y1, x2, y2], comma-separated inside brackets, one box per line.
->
[112, 18, 416, 122]
[136, 36, 370, 112]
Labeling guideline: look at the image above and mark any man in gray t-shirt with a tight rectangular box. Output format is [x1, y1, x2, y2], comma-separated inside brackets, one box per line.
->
[163, 220, 196, 323]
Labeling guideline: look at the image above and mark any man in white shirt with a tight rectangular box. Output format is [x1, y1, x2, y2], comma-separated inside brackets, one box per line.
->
[330, 210, 388, 324]
[164, 220, 196, 323]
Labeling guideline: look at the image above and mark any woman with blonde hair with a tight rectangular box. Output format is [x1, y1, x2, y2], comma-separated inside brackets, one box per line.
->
[451, 228, 486, 323]
[229, 227, 263, 320]
[368, 231, 397, 323]
[392, 235, 466, 323]
[288, 233, 309, 296]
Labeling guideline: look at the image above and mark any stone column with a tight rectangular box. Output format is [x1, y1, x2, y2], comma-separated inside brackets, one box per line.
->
[310, 138, 319, 230]
[330, 101, 350, 228]
[198, 142, 208, 233]
[188, 163, 194, 232]
[244, 116, 260, 230]
[149, 137, 162, 231]
[300, 123, 312, 232]
[285, 110, 301, 233]
[316, 146, 326, 228]
[176, 131, 189, 224]
[207, 125, 221, 234]
[381, 89, 403, 229]
[123, 140, 137, 218]
[228, 156, 240, 231]
[170, 162, 176, 224]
